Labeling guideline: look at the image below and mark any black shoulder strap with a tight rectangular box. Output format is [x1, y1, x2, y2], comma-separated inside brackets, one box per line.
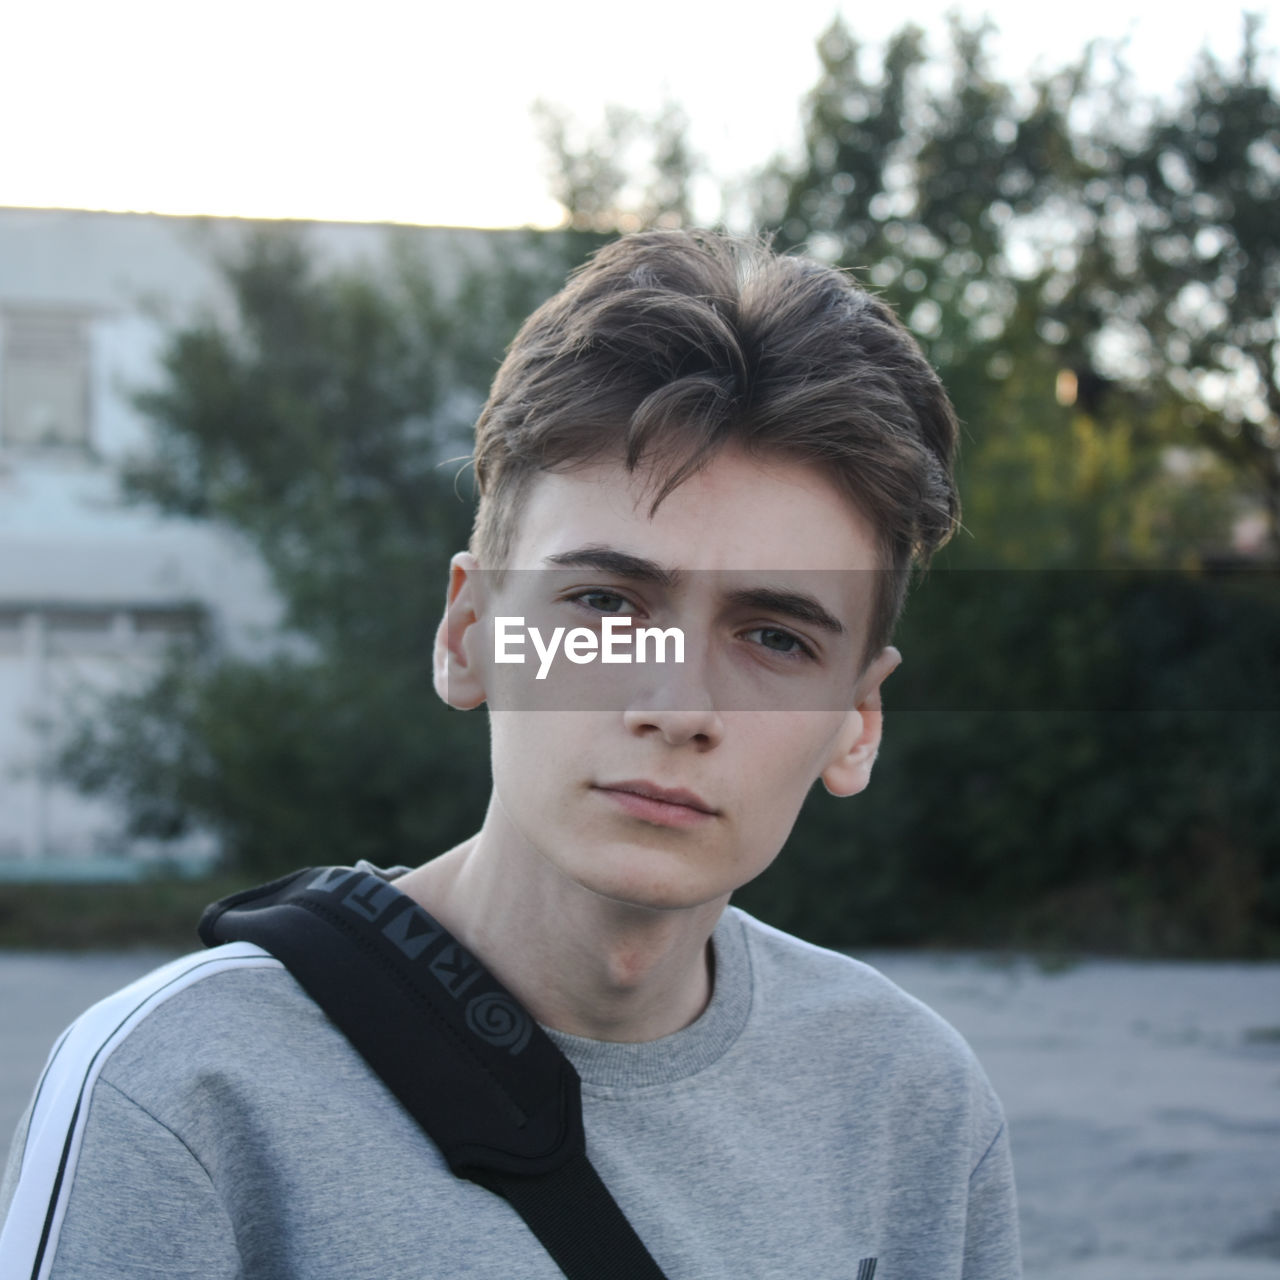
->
[199, 866, 667, 1280]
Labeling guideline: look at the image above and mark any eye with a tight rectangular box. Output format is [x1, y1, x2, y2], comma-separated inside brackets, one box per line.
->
[568, 588, 635, 615]
[743, 627, 817, 661]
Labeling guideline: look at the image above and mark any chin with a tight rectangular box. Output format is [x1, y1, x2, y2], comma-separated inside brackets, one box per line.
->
[594, 882, 718, 914]
[572, 848, 735, 915]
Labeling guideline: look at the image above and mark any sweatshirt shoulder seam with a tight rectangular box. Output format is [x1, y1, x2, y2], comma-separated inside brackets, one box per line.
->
[970, 1119, 1007, 1181]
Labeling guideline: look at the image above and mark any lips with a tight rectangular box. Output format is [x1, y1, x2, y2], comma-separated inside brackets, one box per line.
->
[595, 780, 718, 816]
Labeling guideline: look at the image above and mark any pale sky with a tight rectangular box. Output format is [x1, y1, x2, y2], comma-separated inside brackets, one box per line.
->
[1, 0, 1269, 229]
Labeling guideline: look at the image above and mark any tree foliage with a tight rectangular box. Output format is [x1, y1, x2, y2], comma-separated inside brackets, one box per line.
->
[537, 16, 1280, 954]
[59, 20, 1280, 953]
[533, 99, 699, 233]
[760, 14, 1278, 561]
[1106, 16, 1280, 549]
[60, 228, 570, 872]
[736, 567, 1280, 956]
[739, 16, 1280, 952]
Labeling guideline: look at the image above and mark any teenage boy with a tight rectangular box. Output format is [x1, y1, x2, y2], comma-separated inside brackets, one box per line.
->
[1, 230, 1021, 1278]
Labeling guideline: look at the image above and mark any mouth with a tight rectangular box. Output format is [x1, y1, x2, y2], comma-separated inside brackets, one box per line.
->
[593, 780, 719, 827]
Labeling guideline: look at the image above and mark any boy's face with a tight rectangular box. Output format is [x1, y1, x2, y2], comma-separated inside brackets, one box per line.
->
[435, 446, 899, 914]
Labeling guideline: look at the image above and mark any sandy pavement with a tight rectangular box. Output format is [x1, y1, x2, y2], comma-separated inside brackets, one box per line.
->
[868, 952, 1280, 1279]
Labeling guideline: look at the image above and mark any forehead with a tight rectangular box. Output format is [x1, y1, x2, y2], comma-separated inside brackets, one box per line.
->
[507, 447, 882, 576]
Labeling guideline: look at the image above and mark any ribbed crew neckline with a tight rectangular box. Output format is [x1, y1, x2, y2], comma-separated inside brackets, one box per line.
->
[542, 908, 753, 1091]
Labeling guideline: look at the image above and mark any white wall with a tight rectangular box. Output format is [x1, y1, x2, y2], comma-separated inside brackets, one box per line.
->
[0, 209, 497, 872]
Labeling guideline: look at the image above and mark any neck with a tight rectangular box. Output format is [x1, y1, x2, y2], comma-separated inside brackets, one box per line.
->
[396, 824, 723, 1043]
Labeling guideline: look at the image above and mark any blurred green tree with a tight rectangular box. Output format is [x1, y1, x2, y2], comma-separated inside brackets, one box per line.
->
[1105, 15, 1280, 554]
[533, 98, 699, 233]
[58, 228, 570, 873]
[57, 18, 1280, 953]
[731, 15, 1280, 952]
[757, 14, 1269, 566]
[540, 17, 1270, 563]
[534, 17, 1280, 952]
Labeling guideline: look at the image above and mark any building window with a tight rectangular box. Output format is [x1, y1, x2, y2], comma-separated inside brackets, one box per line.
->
[0, 306, 93, 451]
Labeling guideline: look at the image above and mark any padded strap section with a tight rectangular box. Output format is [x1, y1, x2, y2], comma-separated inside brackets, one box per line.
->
[200, 866, 669, 1278]
[200, 865, 577, 1172]
[474, 1151, 668, 1280]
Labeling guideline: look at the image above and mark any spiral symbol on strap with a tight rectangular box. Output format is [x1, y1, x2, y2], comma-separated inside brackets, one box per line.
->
[465, 992, 533, 1055]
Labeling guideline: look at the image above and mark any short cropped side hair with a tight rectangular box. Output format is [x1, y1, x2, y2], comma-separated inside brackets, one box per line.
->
[471, 229, 960, 655]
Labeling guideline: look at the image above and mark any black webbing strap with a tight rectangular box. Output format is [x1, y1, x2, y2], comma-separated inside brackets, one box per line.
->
[199, 866, 667, 1280]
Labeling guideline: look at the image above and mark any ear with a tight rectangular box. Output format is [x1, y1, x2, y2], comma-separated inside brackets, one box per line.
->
[433, 551, 488, 710]
[820, 646, 901, 798]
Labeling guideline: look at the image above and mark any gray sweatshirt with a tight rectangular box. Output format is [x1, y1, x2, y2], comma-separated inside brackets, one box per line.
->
[1, 904, 1020, 1278]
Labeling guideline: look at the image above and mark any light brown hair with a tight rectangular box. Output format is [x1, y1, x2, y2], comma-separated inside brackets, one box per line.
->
[471, 229, 959, 655]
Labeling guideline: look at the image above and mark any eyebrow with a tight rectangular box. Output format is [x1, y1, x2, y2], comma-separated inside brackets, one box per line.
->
[723, 587, 846, 637]
[542, 546, 846, 636]
[543, 546, 678, 589]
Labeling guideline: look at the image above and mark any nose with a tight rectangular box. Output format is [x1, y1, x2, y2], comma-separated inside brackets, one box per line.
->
[622, 703, 724, 748]
[621, 651, 724, 748]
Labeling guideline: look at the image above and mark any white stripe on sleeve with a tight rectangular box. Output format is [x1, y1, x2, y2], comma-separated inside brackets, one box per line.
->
[0, 943, 281, 1280]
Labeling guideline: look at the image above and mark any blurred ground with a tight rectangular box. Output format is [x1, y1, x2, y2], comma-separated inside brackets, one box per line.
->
[3, 949, 1278, 1278]
[869, 953, 1280, 1279]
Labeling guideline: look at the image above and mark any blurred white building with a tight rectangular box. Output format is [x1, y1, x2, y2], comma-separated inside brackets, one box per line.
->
[0, 208, 492, 879]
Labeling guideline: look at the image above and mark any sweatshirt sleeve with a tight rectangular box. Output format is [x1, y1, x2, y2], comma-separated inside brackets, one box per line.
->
[1, 1078, 243, 1280]
[963, 1121, 1023, 1280]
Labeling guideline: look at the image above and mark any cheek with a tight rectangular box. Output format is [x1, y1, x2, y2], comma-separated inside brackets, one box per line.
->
[486, 711, 594, 807]
[749, 712, 849, 781]
[736, 724, 841, 848]
[486, 714, 540, 815]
